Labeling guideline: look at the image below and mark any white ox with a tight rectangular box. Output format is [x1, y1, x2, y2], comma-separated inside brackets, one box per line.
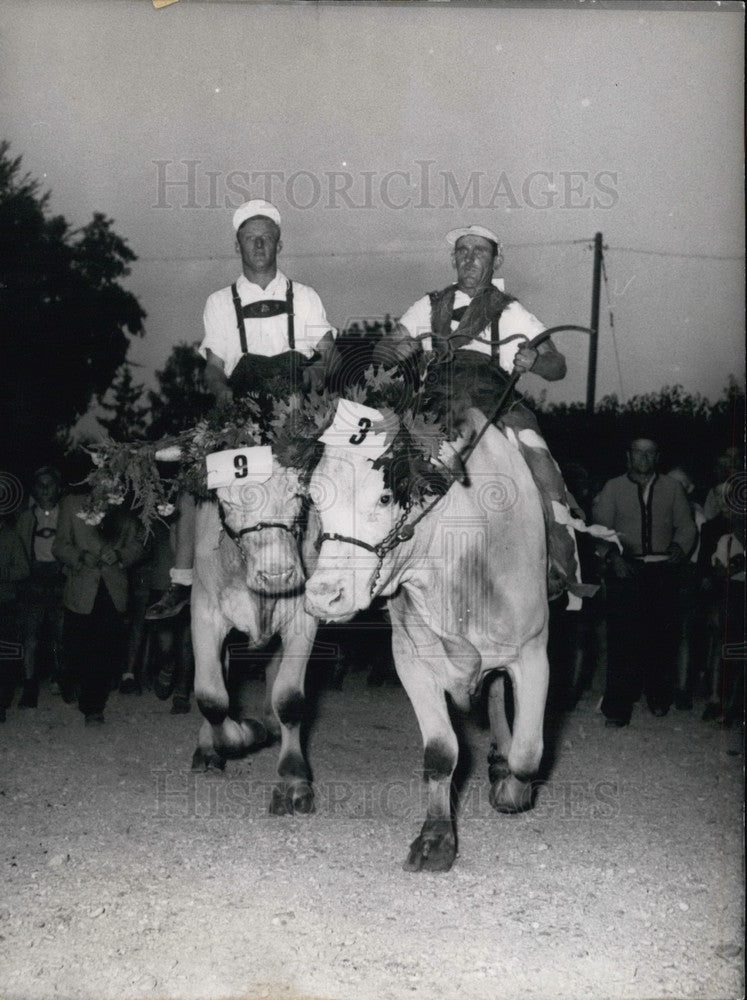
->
[191, 457, 319, 815]
[304, 406, 549, 870]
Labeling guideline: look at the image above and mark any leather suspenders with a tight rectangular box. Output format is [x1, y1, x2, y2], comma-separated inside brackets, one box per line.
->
[230, 279, 295, 353]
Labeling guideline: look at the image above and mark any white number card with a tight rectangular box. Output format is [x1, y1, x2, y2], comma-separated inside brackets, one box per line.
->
[319, 399, 392, 460]
[205, 446, 273, 490]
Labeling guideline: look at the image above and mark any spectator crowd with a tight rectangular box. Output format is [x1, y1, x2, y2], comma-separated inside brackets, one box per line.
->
[0, 443, 743, 730]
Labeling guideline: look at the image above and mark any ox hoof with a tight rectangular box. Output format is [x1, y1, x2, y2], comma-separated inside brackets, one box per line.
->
[191, 746, 226, 772]
[269, 782, 315, 816]
[215, 718, 268, 759]
[489, 775, 534, 814]
[487, 752, 511, 786]
[403, 819, 456, 873]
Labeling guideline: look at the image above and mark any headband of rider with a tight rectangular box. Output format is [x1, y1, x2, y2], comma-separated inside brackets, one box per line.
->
[232, 199, 281, 232]
[320, 399, 396, 461]
[445, 224, 501, 251]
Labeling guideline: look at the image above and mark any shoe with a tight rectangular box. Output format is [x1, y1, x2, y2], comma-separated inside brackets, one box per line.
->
[145, 584, 191, 620]
[154, 667, 176, 701]
[18, 680, 39, 709]
[170, 695, 190, 715]
[84, 713, 105, 726]
[604, 717, 629, 728]
[58, 675, 78, 705]
[674, 690, 693, 711]
[119, 674, 140, 695]
[649, 705, 669, 718]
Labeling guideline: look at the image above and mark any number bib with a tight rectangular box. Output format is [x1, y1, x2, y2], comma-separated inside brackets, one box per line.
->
[319, 399, 393, 460]
[205, 446, 274, 490]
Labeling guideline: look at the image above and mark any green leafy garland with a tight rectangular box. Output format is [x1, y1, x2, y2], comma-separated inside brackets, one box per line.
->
[80, 360, 457, 530]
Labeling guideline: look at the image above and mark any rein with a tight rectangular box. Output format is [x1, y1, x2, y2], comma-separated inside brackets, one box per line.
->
[218, 502, 302, 562]
[318, 325, 593, 593]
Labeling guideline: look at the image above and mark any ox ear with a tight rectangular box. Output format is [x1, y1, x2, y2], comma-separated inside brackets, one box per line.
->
[155, 445, 183, 462]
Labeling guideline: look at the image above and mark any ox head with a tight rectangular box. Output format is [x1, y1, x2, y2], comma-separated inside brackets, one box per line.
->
[305, 446, 403, 622]
[215, 450, 308, 595]
[304, 399, 451, 623]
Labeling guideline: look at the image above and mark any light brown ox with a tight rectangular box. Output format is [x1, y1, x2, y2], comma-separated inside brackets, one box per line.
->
[304, 408, 549, 870]
[191, 462, 320, 815]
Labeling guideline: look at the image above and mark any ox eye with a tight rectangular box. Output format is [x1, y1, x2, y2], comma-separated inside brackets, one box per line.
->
[379, 493, 393, 507]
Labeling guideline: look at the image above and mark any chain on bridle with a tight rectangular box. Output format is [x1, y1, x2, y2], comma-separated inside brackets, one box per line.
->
[316, 500, 415, 598]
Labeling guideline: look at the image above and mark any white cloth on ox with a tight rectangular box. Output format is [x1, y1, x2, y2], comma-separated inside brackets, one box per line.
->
[550, 499, 622, 609]
[550, 500, 623, 552]
[516, 427, 550, 453]
[504, 422, 606, 609]
[319, 399, 395, 461]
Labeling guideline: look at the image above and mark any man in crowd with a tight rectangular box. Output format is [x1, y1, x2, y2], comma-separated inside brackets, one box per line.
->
[15, 466, 66, 707]
[53, 499, 144, 725]
[147, 199, 336, 619]
[375, 223, 583, 602]
[593, 438, 696, 727]
[0, 512, 29, 721]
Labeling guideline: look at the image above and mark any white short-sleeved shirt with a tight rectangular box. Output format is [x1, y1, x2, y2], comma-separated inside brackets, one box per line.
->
[398, 278, 545, 374]
[199, 270, 334, 378]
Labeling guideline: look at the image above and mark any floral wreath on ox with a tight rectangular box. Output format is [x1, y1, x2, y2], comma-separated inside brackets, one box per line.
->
[79, 357, 460, 531]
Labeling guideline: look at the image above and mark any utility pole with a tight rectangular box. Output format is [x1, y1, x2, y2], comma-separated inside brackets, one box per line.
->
[586, 231, 603, 416]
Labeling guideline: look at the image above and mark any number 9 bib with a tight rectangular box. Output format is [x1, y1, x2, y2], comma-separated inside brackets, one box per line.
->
[206, 446, 274, 490]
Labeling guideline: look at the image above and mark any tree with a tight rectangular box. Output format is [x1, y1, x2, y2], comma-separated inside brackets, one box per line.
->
[534, 381, 745, 496]
[0, 141, 146, 477]
[98, 364, 149, 441]
[147, 342, 213, 438]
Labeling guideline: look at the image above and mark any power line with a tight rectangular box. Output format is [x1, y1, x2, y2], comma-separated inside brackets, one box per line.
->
[136, 240, 743, 264]
[605, 245, 744, 262]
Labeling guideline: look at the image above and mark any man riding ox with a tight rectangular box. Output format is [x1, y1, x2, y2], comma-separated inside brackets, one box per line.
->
[147, 199, 336, 621]
[304, 388, 551, 871]
[374, 223, 587, 606]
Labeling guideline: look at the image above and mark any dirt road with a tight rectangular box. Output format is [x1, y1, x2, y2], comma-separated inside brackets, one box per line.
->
[0, 668, 743, 1000]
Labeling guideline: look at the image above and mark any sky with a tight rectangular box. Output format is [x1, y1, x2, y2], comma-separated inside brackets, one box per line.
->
[1, 0, 744, 416]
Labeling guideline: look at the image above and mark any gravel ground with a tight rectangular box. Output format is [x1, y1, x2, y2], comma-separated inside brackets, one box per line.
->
[0, 667, 743, 1000]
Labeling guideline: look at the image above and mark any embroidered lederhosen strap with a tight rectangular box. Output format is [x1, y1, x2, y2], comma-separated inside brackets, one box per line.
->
[231, 279, 295, 354]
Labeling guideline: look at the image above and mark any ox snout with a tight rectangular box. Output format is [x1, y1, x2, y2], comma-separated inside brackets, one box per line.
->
[243, 534, 303, 595]
[304, 573, 357, 623]
[256, 566, 295, 588]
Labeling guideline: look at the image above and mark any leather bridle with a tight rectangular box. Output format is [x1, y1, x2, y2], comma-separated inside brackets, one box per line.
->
[218, 501, 303, 563]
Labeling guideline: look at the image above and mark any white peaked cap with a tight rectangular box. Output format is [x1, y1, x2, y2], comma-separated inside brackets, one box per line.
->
[445, 224, 500, 247]
[233, 199, 281, 232]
